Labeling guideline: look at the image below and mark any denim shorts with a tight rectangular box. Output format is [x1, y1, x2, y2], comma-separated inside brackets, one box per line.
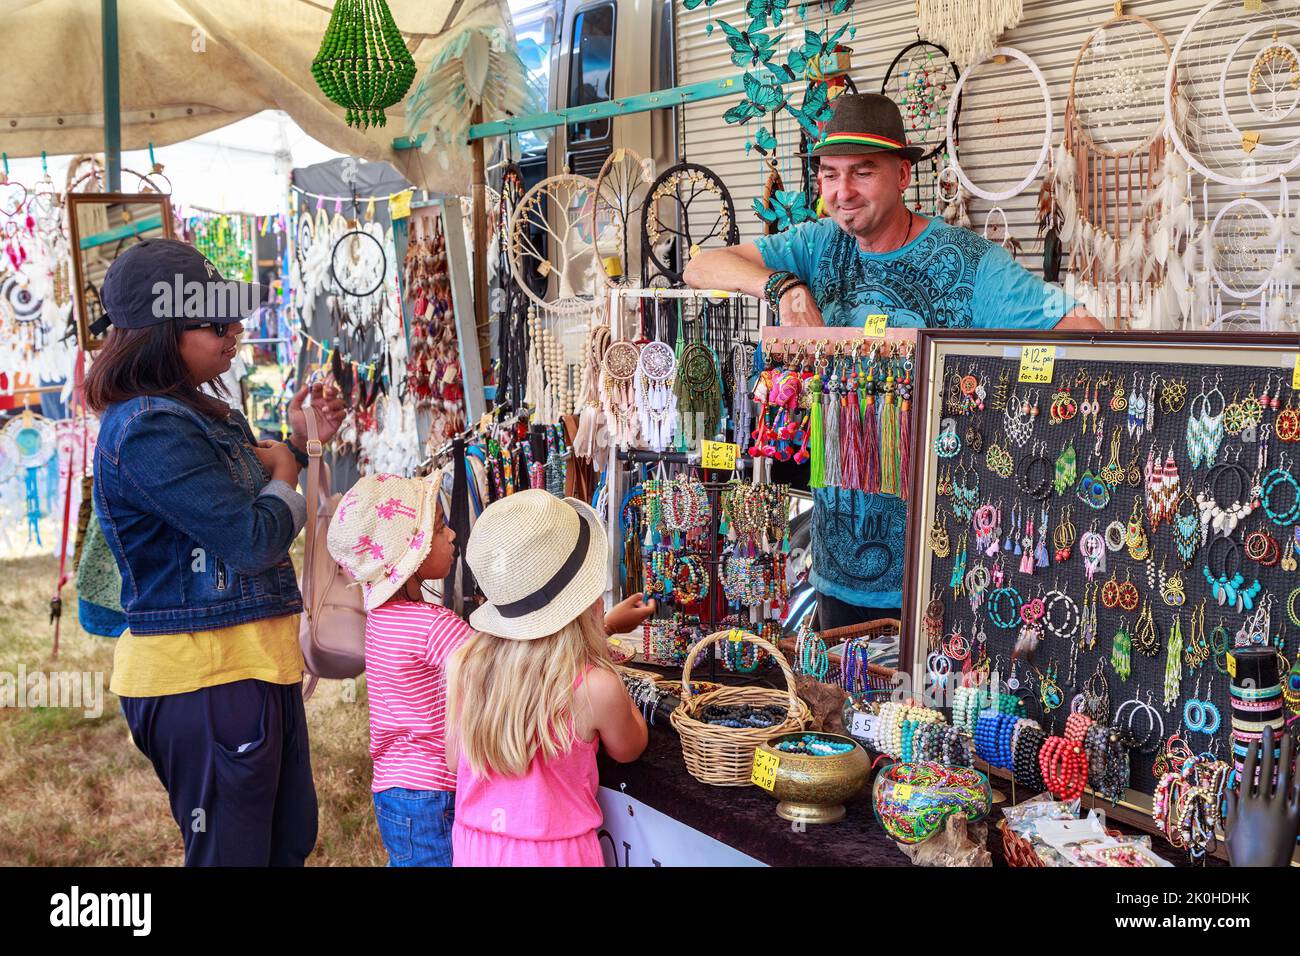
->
[372, 787, 455, 867]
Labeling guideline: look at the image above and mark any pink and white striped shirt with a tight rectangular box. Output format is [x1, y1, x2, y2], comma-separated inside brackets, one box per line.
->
[364, 600, 471, 793]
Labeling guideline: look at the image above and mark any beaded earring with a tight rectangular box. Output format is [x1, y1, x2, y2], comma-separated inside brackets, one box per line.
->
[1111, 619, 1133, 680]
[929, 511, 951, 558]
[1054, 439, 1078, 495]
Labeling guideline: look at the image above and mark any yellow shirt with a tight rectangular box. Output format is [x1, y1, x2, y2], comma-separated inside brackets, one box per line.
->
[109, 614, 305, 698]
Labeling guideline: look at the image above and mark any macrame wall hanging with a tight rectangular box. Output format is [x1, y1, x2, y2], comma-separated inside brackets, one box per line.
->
[1162, 0, 1300, 330]
[883, 40, 961, 217]
[1045, 7, 1173, 328]
[916, 0, 1024, 69]
[508, 172, 611, 424]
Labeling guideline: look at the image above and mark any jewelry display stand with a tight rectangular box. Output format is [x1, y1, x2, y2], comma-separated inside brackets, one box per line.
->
[903, 329, 1300, 841]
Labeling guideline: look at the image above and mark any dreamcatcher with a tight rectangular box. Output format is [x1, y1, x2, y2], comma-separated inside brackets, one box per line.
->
[508, 173, 609, 423]
[1, 409, 55, 545]
[1166, 0, 1300, 187]
[945, 47, 1053, 253]
[916, 0, 1024, 69]
[591, 147, 653, 285]
[1046, 9, 1173, 327]
[640, 162, 739, 286]
[883, 40, 961, 216]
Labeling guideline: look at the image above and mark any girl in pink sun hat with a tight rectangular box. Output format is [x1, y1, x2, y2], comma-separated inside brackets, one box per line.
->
[327, 468, 465, 866]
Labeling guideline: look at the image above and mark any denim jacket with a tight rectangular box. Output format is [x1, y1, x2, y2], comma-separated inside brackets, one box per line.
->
[93, 394, 307, 635]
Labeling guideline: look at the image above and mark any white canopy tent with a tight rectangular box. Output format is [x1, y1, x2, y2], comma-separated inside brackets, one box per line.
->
[0, 0, 512, 196]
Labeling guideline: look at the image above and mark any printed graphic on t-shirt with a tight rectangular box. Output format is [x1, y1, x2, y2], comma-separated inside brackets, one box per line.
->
[811, 488, 905, 600]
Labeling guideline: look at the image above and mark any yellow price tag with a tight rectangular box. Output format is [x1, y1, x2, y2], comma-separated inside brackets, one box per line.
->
[1245, 0, 1263, 10]
[863, 313, 889, 338]
[1242, 130, 1261, 153]
[1226, 653, 1237, 679]
[389, 189, 413, 220]
[1291, 355, 1300, 390]
[1018, 345, 1057, 384]
[894, 784, 914, 801]
[701, 440, 738, 471]
[752, 749, 780, 791]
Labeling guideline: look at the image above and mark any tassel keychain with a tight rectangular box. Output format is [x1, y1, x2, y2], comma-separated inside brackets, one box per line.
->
[823, 368, 841, 488]
[839, 369, 863, 490]
[808, 372, 824, 488]
[879, 368, 900, 495]
[862, 363, 881, 494]
[898, 356, 912, 500]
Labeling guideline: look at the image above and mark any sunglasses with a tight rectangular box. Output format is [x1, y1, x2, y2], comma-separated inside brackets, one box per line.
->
[183, 322, 234, 337]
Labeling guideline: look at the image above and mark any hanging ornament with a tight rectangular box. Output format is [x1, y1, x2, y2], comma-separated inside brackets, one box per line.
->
[312, 0, 417, 129]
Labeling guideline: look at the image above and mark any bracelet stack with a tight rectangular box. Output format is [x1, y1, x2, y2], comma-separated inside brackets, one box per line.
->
[763, 270, 805, 318]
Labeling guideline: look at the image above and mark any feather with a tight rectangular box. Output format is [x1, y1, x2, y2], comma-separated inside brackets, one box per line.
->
[1201, 222, 1217, 282]
[1266, 292, 1287, 330]
[1152, 224, 1170, 266]
[1272, 252, 1300, 285]
[1056, 141, 1077, 185]
[1182, 227, 1199, 279]
[1168, 254, 1191, 320]
[1132, 290, 1154, 330]
[1059, 190, 1078, 245]
[1102, 235, 1118, 277]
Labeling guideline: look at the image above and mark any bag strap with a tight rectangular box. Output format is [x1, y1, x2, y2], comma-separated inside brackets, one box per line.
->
[302, 407, 325, 596]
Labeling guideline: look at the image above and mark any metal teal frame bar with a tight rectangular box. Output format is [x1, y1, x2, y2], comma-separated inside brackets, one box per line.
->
[78, 215, 164, 250]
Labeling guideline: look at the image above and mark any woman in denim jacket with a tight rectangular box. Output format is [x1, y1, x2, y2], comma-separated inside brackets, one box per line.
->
[85, 239, 344, 866]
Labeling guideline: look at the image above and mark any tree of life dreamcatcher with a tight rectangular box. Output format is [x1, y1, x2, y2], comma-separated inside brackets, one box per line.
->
[640, 162, 739, 286]
[591, 147, 654, 287]
[883, 40, 960, 217]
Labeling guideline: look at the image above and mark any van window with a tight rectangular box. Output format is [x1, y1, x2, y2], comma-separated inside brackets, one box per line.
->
[567, 3, 615, 144]
[513, 9, 555, 155]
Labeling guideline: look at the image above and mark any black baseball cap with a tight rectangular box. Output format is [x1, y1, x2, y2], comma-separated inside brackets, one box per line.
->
[94, 238, 266, 334]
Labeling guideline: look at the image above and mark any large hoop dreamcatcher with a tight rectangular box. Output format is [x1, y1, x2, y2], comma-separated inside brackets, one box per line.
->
[640, 162, 739, 286]
[1049, 9, 1173, 326]
[509, 173, 610, 422]
[1165, 0, 1300, 187]
[591, 147, 654, 286]
[882, 40, 961, 216]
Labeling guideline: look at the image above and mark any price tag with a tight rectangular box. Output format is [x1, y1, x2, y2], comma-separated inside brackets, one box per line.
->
[1291, 355, 1300, 390]
[1226, 653, 1237, 679]
[850, 711, 878, 740]
[701, 440, 739, 471]
[863, 313, 889, 338]
[389, 189, 413, 220]
[1242, 130, 1261, 153]
[1245, 0, 1263, 10]
[1018, 345, 1057, 384]
[751, 749, 780, 791]
[894, 784, 914, 801]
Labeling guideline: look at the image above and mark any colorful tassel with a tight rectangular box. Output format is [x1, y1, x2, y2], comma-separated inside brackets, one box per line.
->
[809, 374, 824, 488]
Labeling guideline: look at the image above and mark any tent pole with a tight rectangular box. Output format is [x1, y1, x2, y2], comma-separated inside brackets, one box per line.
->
[470, 102, 489, 378]
[101, 0, 121, 192]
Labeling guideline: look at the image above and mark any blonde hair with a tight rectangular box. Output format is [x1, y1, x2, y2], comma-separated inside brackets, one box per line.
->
[447, 604, 614, 779]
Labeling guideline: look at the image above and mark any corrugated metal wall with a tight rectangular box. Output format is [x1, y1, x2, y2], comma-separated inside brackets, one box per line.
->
[673, 0, 1298, 324]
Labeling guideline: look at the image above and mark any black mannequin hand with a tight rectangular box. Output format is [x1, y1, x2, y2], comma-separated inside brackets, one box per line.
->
[1225, 725, 1300, 866]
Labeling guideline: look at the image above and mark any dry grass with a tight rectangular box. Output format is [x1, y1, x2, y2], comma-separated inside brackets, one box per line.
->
[0, 551, 384, 866]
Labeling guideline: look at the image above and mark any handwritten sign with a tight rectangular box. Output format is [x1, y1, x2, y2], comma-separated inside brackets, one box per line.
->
[751, 749, 780, 791]
[850, 711, 878, 740]
[389, 189, 413, 220]
[1018, 345, 1057, 384]
[701, 440, 739, 471]
[863, 313, 889, 338]
[1226, 653, 1237, 679]
[893, 784, 914, 801]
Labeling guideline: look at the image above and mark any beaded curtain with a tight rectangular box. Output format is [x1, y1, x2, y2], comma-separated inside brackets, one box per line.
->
[923, 353, 1294, 795]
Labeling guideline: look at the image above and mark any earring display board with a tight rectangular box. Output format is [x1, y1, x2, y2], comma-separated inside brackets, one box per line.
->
[903, 329, 1300, 802]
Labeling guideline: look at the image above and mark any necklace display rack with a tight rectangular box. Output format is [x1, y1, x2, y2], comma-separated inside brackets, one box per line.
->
[616, 447, 778, 686]
[904, 331, 1300, 844]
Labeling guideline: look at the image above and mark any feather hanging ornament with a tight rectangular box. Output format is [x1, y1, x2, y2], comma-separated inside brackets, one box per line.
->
[406, 19, 539, 168]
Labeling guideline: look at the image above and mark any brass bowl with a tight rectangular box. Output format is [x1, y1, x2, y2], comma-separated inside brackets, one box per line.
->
[757, 732, 871, 824]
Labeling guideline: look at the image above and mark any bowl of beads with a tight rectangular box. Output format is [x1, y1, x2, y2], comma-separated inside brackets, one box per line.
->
[871, 762, 991, 845]
[754, 732, 870, 824]
[654, 679, 722, 698]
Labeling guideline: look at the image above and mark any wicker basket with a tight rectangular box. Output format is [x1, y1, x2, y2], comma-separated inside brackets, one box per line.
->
[670, 629, 812, 786]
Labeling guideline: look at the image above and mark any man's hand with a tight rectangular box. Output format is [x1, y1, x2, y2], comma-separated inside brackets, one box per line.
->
[1225, 725, 1300, 866]
[605, 592, 656, 635]
[778, 283, 824, 328]
[288, 382, 346, 452]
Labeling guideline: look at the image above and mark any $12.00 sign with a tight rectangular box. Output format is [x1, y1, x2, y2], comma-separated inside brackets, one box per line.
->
[1018, 345, 1056, 384]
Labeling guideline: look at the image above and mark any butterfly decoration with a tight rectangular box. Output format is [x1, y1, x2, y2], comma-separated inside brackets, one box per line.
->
[745, 0, 790, 29]
[682, 0, 719, 8]
[745, 127, 779, 156]
[786, 23, 854, 77]
[723, 71, 787, 125]
[752, 190, 818, 231]
[716, 18, 784, 68]
[786, 81, 834, 138]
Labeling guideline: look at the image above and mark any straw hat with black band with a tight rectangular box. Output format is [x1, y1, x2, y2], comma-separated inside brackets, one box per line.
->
[798, 92, 926, 162]
[466, 489, 607, 641]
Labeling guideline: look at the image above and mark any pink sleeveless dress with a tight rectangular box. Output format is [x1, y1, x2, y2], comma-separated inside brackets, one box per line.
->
[452, 667, 604, 867]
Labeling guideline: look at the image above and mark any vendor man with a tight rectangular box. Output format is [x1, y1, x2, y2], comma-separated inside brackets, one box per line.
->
[683, 93, 1103, 630]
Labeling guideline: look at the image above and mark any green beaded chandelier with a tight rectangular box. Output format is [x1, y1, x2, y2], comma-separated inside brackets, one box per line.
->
[311, 0, 418, 129]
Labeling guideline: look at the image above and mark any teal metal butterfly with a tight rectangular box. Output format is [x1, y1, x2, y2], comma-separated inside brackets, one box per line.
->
[785, 23, 853, 77]
[753, 190, 818, 231]
[716, 18, 784, 68]
[682, 0, 718, 8]
[745, 0, 790, 29]
[744, 127, 779, 156]
[786, 81, 833, 138]
[722, 71, 787, 125]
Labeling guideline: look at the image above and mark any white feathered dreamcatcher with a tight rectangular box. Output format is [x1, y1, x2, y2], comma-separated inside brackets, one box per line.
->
[405, 15, 544, 171]
[1044, 8, 1174, 329]
[508, 173, 613, 424]
[917, 0, 1024, 68]
[1162, 0, 1300, 329]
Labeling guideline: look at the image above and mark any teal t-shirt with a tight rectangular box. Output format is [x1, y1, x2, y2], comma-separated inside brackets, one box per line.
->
[754, 215, 1075, 608]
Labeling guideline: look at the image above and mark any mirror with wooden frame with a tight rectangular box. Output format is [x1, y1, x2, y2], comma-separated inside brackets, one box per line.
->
[66, 192, 176, 351]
